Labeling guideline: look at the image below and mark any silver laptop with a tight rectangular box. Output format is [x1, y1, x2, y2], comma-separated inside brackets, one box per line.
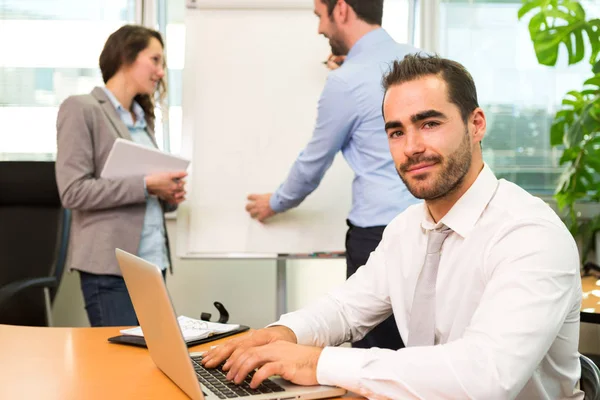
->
[115, 249, 347, 400]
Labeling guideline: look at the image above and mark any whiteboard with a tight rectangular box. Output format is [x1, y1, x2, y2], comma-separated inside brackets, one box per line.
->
[178, 0, 353, 256]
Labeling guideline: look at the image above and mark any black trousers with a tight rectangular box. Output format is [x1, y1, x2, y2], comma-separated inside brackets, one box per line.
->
[345, 220, 405, 350]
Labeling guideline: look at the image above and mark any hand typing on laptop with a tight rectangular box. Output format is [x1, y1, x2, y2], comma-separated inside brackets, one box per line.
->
[116, 249, 346, 400]
[202, 326, 323, 388]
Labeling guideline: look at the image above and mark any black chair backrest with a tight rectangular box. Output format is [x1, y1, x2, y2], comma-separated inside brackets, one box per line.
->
[0, 161, 68, 325]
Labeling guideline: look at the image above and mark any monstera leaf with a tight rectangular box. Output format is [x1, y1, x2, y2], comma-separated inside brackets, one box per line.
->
[552, 75, 600, 212]
[520, 0, 600, 262]
[519, 0, 600, 66]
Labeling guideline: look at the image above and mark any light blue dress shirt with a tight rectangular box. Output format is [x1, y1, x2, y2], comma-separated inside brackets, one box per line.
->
[269, 29, 421, 228]
[102, 87, 169, 270]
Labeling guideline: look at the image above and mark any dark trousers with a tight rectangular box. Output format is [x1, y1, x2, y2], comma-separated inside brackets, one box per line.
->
[79, 269, 166, 327]
[346, 220, 405, 350]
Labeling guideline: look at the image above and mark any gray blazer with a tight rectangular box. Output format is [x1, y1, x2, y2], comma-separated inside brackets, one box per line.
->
[56, 87, 174, 276]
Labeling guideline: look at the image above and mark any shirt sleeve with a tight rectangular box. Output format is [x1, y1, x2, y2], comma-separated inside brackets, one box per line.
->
[289, 219, 581, 399]
[56, 96, 147, 211]
[274, 229, 395, 347]
[269, 75, 358, 213]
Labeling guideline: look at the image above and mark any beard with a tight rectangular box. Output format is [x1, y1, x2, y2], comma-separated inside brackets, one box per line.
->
[329, 38, 348, 56]
[397, 128, 472, 200]
[327, 27, 348, 56]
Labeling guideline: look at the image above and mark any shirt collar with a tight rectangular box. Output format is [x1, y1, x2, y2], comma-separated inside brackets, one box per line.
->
[101, 87, 146, 123]
[346, 28, 392, 61]
[421, 163, 499, 237]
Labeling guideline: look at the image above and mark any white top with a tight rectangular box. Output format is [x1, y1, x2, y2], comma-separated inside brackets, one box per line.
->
[276, 164, 583, 399]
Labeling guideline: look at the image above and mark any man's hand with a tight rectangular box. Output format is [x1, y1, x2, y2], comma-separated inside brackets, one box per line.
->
[145, 171, 187, 204]
[325, 54, 346, 70]
[202, 326, 322, 389]
[228, 341, 322, 388]
[202, 326, 296, 368]
[246, 193, 276, 222]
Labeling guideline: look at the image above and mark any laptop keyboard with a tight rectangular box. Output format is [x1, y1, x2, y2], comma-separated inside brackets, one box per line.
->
[191, 355, 286, 399]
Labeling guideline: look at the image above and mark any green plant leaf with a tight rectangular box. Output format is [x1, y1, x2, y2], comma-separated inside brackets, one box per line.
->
[590, 102, 600, 122]
[581, 89, 598, 96]
[556, 109, 575, 118]
[532, 28, 562, 66]
[562, 99, 578, 107]
[584, 26, 599, 64]
[556, 164, 577, 192]
[544, 9, 577, 24]
[559, 0, 586, 21]
[564, 102, 593, 147]
[534, 22, 588, 66]
[522, 0, 595, 67]
[572, 27, 585, 64]
[566, 90, 585, 101]
[525, 1, 600, 221]
[518, 0, 544, 20]
[583, 152, 600, 173]
[578, 168, 594, 187]
[529, 13, 548, 41]
[559, 146, 579, 163]
[584, 74, 600, 88]
[555, 190, 575, 210]
[582, 112, 599, 135]
[551, 108, 575, 146]
[551, 120, 566, 146]
[586, 134, 600, 148]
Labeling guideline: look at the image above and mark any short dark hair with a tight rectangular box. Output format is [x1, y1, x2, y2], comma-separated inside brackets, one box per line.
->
[382, 53, 479, 123]
[320, 0, 383, 25]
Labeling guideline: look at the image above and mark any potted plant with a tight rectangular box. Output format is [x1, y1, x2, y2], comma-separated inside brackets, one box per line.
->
[519, 0, 600, 262]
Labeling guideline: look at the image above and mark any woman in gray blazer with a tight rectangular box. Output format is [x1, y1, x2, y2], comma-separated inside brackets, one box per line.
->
[55, 25, 186, 327]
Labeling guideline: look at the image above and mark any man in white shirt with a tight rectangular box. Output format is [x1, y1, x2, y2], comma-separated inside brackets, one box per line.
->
[202, 54, 583, 399]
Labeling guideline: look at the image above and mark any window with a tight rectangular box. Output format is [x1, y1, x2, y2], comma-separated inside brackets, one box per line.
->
[435, 0, 599, 194]
[154, 0, 185, 154]
[0, 0, 137, 160]
[383, 0, 413, 44]
[0, 0, 413, 159]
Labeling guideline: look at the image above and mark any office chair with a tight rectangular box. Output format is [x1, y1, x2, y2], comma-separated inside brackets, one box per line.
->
[581, 354, 600, 400]
[0, 161, 70, 326]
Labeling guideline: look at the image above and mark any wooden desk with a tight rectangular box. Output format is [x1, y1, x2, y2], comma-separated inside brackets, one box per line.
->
[0, 324, 357, 400]
[582, 275, 600, 323]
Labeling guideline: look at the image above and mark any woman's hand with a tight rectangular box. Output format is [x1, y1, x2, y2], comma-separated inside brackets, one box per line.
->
[145, 171, 187, 204]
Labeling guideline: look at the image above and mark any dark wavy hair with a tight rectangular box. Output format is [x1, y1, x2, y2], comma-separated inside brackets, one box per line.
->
[99, 25, 166, 127]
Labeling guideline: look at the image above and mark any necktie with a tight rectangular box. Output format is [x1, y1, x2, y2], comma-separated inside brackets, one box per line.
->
[407, 226, 452, 346]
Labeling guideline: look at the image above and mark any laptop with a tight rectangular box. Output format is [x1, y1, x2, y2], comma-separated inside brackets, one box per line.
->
[115, 249, 347, 400]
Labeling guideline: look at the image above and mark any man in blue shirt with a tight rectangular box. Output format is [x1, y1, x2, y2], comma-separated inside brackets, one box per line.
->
[245, 0, 420, 349]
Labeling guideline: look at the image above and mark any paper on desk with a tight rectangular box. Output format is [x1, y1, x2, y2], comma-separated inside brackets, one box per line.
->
[120, 316, 240, 342]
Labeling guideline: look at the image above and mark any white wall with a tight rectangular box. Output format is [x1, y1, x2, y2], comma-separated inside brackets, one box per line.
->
[51, 219, 347, 328]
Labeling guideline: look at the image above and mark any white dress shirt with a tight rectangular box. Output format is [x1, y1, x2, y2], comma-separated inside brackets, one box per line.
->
[276, 164, 583, 399]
